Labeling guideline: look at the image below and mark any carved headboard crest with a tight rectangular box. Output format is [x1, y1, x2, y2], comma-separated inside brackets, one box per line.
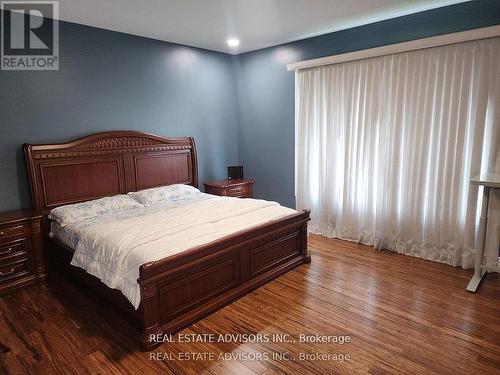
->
[75, 136, 164, 149]
[24, 131, 198, 214]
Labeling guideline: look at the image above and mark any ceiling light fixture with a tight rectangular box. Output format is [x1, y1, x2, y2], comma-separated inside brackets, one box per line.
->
[227, 38, 240, 48]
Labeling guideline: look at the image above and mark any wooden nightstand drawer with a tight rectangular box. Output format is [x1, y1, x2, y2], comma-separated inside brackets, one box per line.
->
[0, 258, 30, 283]
[0, 224, 26, 242]
[204, 179, 255, 199]
[0, 239, 28, 263]
[226, 184, 251, 197]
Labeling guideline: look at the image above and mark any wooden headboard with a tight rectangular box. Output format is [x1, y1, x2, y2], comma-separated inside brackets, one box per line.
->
[24, 131, 198, 215]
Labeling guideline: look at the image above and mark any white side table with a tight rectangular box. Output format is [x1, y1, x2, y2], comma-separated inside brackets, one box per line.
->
[466, 173, 500, 292]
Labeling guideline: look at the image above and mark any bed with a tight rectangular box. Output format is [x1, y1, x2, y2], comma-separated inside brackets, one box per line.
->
[24, 131, 310, 350]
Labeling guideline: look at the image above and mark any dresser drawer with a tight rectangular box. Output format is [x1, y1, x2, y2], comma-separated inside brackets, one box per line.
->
[0, 211, 44, 295]
[0, 239, 28, 263]
[0, 259, 31, 283]
[0, 224, 26, 242]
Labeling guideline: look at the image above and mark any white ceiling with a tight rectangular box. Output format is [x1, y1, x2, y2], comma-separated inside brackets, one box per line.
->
[59, 0, 469, 54]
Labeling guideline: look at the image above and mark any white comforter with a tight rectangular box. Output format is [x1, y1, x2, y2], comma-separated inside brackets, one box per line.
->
[65, 194, 296, 308]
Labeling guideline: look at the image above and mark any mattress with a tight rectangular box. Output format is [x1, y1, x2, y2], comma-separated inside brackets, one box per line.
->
[50, 193, 297, 309]
[50, 194, 213, 250]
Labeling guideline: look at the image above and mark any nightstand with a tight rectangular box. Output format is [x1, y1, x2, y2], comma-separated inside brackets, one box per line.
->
[0, 210, 46, 295]
[204, 179, 255, 198]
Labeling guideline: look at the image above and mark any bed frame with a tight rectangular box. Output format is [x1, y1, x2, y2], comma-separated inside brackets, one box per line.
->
[24, 131, 310, 350]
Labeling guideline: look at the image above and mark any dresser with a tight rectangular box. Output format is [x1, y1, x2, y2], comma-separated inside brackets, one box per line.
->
[204, 179, 255, 198]
[0, 211, 46, 295]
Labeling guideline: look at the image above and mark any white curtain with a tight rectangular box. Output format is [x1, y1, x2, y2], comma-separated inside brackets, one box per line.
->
[295, 37, 500, 267]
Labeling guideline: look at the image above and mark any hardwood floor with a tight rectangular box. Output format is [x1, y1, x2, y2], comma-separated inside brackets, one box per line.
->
[1, 235, 500, 374]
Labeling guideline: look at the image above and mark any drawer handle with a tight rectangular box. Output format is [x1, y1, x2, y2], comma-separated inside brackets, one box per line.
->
[0, 247, 13, 256]
[0, 267, 16, 276]
[0, 231, 4, 236]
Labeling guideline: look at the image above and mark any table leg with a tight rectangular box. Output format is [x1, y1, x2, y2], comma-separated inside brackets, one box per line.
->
[466, 186, 490, 292]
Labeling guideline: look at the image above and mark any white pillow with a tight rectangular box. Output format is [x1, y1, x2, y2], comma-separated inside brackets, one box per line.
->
[48, 195, 142, 227]
[128, 184, 200, 206]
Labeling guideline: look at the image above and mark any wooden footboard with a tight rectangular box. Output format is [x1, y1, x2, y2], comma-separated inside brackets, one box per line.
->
[138, 209, 310, 350]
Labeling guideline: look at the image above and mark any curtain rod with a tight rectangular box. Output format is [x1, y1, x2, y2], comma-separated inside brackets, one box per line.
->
[287, 25, 500, 71]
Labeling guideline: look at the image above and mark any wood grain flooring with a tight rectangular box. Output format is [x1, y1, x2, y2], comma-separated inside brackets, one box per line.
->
[1, 235, 499, 374]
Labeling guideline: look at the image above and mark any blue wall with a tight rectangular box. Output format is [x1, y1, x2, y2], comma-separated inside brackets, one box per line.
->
[0, 20, 239, 211]
[234, 0, 500, 208]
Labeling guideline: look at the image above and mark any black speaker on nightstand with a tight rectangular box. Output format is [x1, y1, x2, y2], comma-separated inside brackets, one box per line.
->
[228, 166, 244, 180]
